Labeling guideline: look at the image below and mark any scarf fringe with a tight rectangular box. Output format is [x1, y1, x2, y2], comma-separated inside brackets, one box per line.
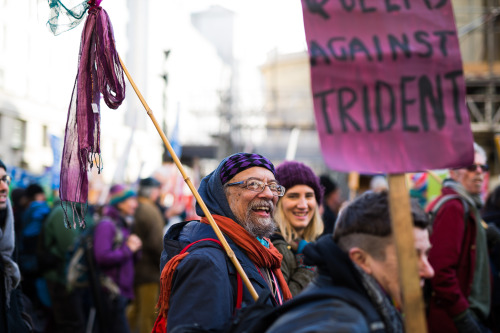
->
[61, 201, 88, 229]
[155, 252, 189, 329]
[86, 149, 103, 174]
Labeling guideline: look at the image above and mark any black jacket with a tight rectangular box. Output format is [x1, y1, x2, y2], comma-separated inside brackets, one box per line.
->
[266, 235, 388, 333]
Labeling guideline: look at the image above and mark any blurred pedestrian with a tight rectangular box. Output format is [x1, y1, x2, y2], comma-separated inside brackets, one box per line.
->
[370, 175, 388, 193]
[427, 143, 491, 332]
[0, 159, 31, 332]
[319, 174, 341, 234]
[127, 177, 164, 333]
[482, 185, 500, 332]
[42, 198, 94, 333]
[10, 187, 27, 259]
[19, 184, 51, 312]
[94, 184, 142, 333]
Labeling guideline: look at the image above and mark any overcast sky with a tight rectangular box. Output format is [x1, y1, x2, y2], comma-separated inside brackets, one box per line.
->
[190, 0, 308, 61]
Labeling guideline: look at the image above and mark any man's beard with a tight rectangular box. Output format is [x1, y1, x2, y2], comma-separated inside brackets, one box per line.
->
[238, 199, 276, 238]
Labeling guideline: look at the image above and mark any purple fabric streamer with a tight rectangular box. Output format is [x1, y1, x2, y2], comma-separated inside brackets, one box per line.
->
[59, 4, 125, 228]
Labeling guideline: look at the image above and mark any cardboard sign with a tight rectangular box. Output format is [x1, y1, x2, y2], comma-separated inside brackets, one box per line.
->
[301, 0, 474, 173]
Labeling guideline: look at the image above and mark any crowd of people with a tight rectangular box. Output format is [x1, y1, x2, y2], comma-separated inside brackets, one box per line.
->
[0, 168, 184, 333]
[1, 145, 500, 333]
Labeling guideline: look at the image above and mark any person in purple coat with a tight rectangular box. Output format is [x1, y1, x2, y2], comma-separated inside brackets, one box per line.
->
[94, 184, 142, 333]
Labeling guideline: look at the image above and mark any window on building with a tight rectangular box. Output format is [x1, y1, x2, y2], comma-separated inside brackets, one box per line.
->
[42, 125, 48, 147]
[11, 119, 26, 150]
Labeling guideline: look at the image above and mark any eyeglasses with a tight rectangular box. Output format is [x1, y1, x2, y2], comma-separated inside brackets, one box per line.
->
[465, 164, 489, 172]
[0, 175, 11, 186]
[226, 179, 286, 197]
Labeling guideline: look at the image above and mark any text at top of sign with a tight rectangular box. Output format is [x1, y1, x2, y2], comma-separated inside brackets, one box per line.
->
[302, 0, 474, 173]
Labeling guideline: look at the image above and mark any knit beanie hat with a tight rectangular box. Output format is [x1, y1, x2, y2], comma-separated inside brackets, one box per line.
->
[219, 152, 276, 184]
[0, 159, 6, 172]
[276, 161, 323, 204]
[109, 184, 136, 206]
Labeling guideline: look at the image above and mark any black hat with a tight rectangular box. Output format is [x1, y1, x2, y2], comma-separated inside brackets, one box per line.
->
[320, 174, 338, 197]
[0, 159, 6, 171]
[139, 177, 161, 188]
[25, 184, 44, 201]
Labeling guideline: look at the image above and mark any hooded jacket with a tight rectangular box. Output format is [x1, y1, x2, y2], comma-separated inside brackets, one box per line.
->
[267, 235, 401, 333]
[160, 155, 283, 332]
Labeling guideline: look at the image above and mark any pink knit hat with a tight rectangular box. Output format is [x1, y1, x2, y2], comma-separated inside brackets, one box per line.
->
[276, 161, 323, 204]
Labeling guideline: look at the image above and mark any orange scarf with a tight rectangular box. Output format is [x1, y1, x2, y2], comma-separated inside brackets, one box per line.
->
[153, 215, 292, 332]
[200, 215, 292, 301]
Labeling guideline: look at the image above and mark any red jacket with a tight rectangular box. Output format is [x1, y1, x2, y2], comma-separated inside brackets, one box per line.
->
[426, 187, 477, 332]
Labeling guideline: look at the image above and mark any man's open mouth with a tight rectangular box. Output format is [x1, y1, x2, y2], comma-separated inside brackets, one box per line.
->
[249, 200, 274, 216]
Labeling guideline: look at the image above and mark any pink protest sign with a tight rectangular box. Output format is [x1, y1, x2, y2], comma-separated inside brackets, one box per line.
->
[301, 0, 474, 173]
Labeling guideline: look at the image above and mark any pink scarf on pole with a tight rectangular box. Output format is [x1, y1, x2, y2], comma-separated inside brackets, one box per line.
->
[59, 1, 125, 228]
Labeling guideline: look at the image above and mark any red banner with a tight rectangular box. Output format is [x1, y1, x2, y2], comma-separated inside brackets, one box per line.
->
[301, 0, 474, 173]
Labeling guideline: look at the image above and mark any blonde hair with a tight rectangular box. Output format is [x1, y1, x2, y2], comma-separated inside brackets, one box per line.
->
[274, 198, 324, 244]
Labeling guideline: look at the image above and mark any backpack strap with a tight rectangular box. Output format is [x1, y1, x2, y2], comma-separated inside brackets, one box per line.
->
[153, 238, 244, 333]
[430, 194, 469, 221]
[179, 238, 221, 254]
[112, 226, 124, 249]
[429, 194, 469, 235]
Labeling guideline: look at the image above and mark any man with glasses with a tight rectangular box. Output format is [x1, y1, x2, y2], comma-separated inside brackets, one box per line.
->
[154, 153, 292, 332]
[427, 143, 492, 333]
[0, 159, 25, 332]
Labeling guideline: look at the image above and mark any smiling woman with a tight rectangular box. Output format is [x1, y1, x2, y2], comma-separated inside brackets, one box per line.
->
[271, 161, 324, 296]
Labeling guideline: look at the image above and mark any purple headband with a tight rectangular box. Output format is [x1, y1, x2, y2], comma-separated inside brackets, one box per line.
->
[220, 153, 276, 184]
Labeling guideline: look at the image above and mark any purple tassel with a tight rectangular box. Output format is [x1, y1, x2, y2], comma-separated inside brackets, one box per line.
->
[59, 4, 125, 228]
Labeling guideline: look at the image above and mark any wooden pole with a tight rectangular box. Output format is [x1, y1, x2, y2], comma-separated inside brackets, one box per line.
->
[388, 174, 427, 333]
[348, 171, 359, 201]
[495, 134, 500, 158]
[118, 56, 259, 301]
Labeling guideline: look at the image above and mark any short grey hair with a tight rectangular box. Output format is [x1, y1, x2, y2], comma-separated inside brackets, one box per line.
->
[474, 142, 487, 161]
